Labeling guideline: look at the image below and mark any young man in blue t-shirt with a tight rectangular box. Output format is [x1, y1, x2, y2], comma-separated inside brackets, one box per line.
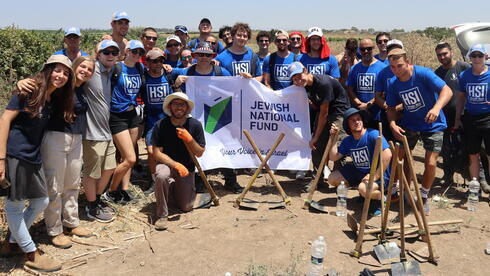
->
[374, 32, 391, 65]
[455, 44, 490, 193]
[262, 30, 297, 90]
[328, 108, 392, 216]
[347, 38, 387, 128]
[53, 27, 89, 61]
[188, 18, 225, 54]
[299, 27, 340, 78]
[215, 23, 262, 82]
[386, 48, 452, 215]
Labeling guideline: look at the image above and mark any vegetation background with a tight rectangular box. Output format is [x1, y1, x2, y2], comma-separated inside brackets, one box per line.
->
[0, 26, 460, 110]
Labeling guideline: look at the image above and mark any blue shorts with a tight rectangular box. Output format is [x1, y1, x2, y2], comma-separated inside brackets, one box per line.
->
[338, 163, 390, 188]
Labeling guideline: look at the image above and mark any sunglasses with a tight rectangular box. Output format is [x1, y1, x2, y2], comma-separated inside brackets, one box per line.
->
[180, 56, 192, 61]
[148, 58, 164, 64]
[377, 39, 389, 44]
[206, 41, 217, 45]
[258, 39, 269, 43]
[144, 36, 158, 41]
[196, 53, 213, 57]
[101, 50, 119, 56]
[131, 49, 145, 56]
[290, 37, 301, 41]
[276, 39, 288, 43]
[171, 101, 187, 107]
[360, 47, 373, 52]
[167, 43, 180, 48]
[470, 53, 484, 58]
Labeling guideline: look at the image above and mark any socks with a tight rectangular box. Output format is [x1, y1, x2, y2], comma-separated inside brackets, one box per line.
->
[420, 187, 430, 199]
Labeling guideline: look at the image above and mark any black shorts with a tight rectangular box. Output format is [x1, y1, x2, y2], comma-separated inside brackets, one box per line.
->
[109, 109, 141, 135]
[462, 112, 490, 155]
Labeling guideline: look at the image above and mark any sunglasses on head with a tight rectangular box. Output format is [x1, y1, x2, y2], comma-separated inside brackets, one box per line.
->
[470, 53, 484, 58]
[131, 49, 145, 55]
[377, 39, 389, 44]
[290, 37, 301, 41]
[144, 35, 158, 41]
[360, 47, 373, 52]
[101, 50, 119, 56]
[167, 43, 180, 48]
[196, 53, 213, 57]
[180, 56, 192, 61]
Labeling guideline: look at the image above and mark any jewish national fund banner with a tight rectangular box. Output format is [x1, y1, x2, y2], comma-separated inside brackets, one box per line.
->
[186, 76, 311, 171]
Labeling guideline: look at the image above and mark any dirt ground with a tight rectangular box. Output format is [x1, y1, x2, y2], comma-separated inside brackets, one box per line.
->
[1, 143, 489, 276]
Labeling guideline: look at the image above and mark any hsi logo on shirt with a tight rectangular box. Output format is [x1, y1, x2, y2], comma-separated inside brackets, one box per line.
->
[147, 83, 170, 104]
[350, 146, 370, 169]
[400, 87, 425, 112]
[123, 74, 142, 95]
[232, 61, 251, 76]
[274, 64, 291, 82]
[357, 73, 375, 93]
[307, 64, 326, 75]
[466, 83, 488, 104]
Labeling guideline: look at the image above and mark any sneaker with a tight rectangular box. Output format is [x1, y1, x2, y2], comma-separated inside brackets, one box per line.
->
[224, 181, 243, 194]
[120, 189, 138, 204]
[295, 171, 306, 180]
[302, 180, 327, 193]
[63, 226, 93, 238]
[50, 234, 72, 249]
[102, 191, 124, 204]
[87, 205, 115, 223]
[368, 200, 382, 217]
[24, 249, 62, 272]
[144, 180, 155, 196]
[154, 217, 168, 231]
[98, 200, 116, 214]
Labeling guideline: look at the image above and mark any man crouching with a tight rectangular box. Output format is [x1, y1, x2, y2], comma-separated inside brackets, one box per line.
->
[150, 92, 205, 230]
[327, 108, 392, 216]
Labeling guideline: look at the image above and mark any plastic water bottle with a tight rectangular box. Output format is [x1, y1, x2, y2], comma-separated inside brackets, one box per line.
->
[467, 177, 480, 211]
[308, 236, 326, 276]
[336, 181, 348, 217]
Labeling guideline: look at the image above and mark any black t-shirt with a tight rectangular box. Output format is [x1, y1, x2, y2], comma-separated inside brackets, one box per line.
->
[435, 61, 471, 128]
[46, 86, 87, 134]
[6, 92, 52, 164]
[305, 74, 350, 118]
[151, 117, 206, 171]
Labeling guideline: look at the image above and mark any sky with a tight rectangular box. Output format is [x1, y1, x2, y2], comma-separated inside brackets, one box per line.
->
[1, 0, 489, 32]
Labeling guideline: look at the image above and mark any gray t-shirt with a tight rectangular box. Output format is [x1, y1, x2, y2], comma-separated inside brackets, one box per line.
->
[83, 61, 114, 141]
[434, 61, 470, 128]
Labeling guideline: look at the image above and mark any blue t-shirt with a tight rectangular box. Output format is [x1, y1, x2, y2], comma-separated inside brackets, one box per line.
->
[458, 68, 490, 115]
[53, 49, 89, 61]
[110, 63, 144, 113]
[347, 61, 387, 121]
[338, 129, 390, 176]
[374, 54, 389, 65]
[188, 38, 225, 54]
[262, 52, 297, 90]
[142, 73, 173, 130]
[215, 48, 262, 77]
[6, 93, 52, 164]
[299, 54, 340, 78]
[375, 66, 395, 93]
[164, 58, 182, 68]
[386, 65, 447, 132]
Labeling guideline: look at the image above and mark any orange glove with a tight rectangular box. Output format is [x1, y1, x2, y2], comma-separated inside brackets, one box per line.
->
[173, 162, 189, 177]
[176, 128, 193, 143]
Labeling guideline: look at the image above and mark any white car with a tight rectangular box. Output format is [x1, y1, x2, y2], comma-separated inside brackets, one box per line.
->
[452, 22, 490, 65]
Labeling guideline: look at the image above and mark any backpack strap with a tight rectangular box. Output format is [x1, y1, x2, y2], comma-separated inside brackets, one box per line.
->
[268, 52, 277, 83]
[110, 62, 123, 93]
[250, 52, 258, 76]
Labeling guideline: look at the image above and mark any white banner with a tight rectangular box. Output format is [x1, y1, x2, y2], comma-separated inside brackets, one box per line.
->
[186, 76, 311, 171]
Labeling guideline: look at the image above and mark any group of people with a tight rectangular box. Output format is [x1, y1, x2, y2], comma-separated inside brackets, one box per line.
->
[0, 10, 489, 273]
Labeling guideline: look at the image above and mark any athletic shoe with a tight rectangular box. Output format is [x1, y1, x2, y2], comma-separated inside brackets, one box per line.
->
[369, 200, 382, 217]
[144, 181, 156, 196]
[120, 189, 138, 204]
[98, 200, 116, 213]
[224, 181, 243, 194]
[154, 217, 168, 231]
[102, 191, 123, 204]
[295, 171, 306, 180]
[87, 205, 115, 223]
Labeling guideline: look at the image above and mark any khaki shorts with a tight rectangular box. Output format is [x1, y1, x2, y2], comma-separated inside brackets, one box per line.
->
[82, 140, 116, 179]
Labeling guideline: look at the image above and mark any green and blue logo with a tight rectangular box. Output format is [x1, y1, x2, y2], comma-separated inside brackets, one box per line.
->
[204, 96, 232, 134]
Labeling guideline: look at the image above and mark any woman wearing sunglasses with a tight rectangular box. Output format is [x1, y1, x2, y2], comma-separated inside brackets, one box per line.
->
[103, 40, 146, 204]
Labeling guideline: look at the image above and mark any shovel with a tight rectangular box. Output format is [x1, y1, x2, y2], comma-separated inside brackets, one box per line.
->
[391, 161, 421, 276]
[193, 193, 212, 209]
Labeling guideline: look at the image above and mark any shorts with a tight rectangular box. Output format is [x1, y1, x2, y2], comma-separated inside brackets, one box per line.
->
[462, 112, 490, 155]
[109, 109, 141, 135]
[404, 129, 443, 153]
[338, 163, 390, 188]
[82, 140, 117, 179]
[145, 125, 156, 147]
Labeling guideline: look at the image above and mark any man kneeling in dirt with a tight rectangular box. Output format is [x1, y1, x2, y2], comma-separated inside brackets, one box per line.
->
[150, 92, 205, 231]
[327, 108, 393, 216]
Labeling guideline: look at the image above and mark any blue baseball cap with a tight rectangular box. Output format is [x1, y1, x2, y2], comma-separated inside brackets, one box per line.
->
[342, 108, 368, 135]
[99, 40, 119, 52]
[64, 26, 81, 37]
[287, 62, 305, 78]
[175, 25, 188, 34]
[112, 11, 130, 22]
[468, 43, 488, 56]
[127, 40, 145, 51]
